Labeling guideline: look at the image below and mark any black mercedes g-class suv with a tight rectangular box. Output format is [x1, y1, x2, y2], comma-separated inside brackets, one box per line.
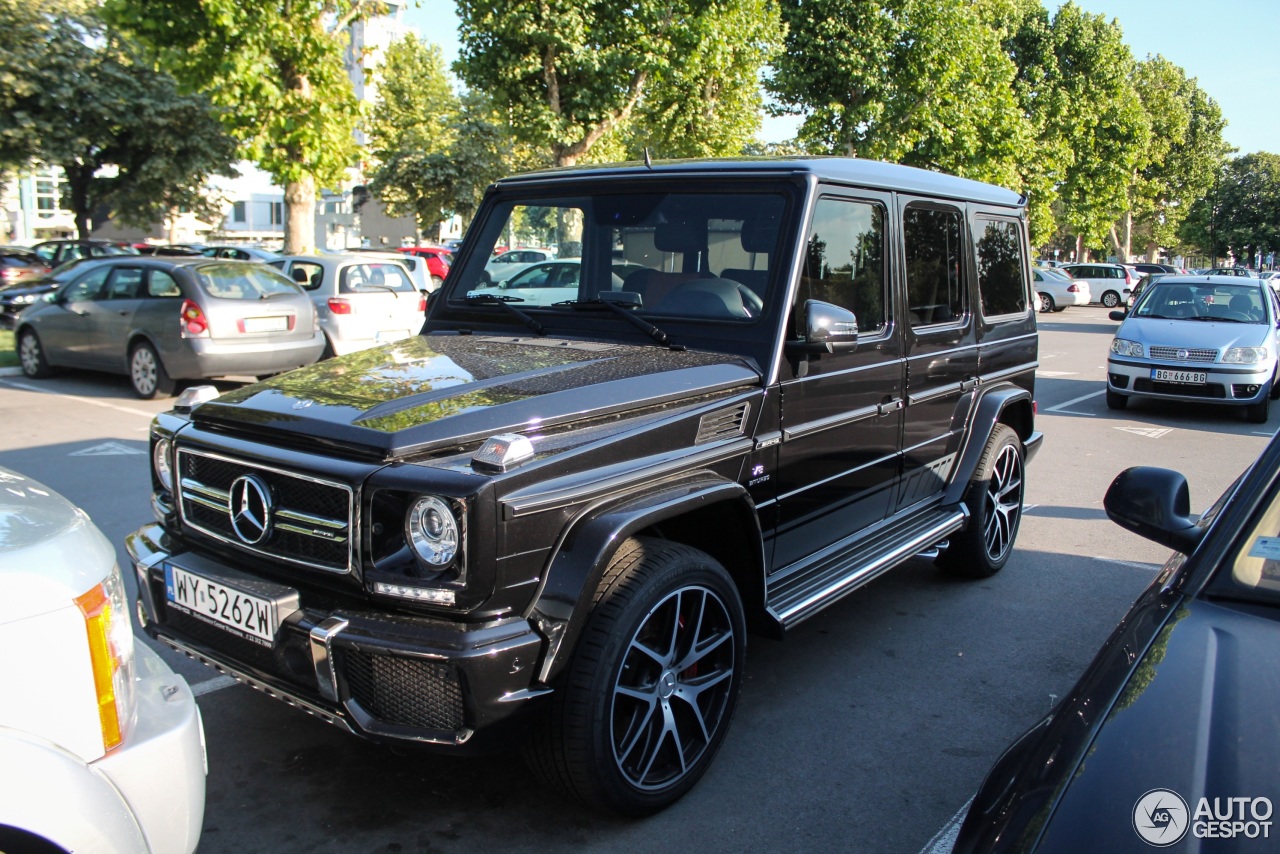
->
[128, 157, 1041, 815]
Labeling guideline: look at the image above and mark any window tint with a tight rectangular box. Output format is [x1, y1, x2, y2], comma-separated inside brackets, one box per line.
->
[291, 262, 323, 290]
[339, 262, 415, 293]
[107, 267, 144, 299]
[65, 266, 110, 301]
[148, 270, 182, 298]
[904, 205, 966, 326]
[974, 218, 1026, 317]
[797, 197, 887, 334]
[196, 263, 300, 299]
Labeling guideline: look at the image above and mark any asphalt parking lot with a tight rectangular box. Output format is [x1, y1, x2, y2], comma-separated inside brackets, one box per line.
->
[0, 306, 1271, 853]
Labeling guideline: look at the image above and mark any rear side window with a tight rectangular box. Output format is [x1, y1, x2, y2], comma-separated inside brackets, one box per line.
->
[974, 218, 1027, 317]
[196, 263, 300, 300]
[148, 270, 181, 298]
[797, 197, 887, 334]
[904, 205, 966, 327]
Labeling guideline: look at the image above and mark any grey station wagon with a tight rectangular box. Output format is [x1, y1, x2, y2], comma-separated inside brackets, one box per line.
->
[16, 257, 325, 398]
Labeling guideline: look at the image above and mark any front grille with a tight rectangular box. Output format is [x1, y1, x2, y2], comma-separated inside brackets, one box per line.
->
[1134, 379, 1227, 399]
[177, 449, 353, 571]
[340, 649, 464, 731]
[1148, 346, 1217, 362]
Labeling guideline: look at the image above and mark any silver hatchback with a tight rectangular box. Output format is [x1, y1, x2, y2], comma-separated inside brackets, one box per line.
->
[277, 254, 427, 357]
[16, 257, 325, 398]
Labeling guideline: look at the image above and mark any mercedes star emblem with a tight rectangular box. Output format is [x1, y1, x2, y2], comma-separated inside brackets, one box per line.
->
[229, 474, 274, 545]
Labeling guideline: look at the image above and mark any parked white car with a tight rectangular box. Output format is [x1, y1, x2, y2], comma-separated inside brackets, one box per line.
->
[483, 248, 557, 286]
[0, 468, 206, 853]
[1032, 266, 1090, 312]
[1059, 262, 1136, 308]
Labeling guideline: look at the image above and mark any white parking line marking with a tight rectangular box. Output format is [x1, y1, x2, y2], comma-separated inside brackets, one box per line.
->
[0, 379, 156, 418]
[69, 441, 146, 457]
[920, 797, 973, 854]
[190, 675, 239, 697]
[1036, 370, 1078, 377]
[1044, 388, 1105, 415]
[1115, 426, 1171, 438]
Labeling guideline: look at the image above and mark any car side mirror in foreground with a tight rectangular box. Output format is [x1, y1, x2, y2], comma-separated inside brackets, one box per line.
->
[787, 299, 859, 356]
[1104, 466, 1204, 553]
[1109, 310, 1126, 321]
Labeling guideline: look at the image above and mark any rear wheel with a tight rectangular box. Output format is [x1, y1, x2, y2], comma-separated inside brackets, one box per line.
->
[17, 328, 54, 378]
[129, 341, 175, 399]
[1101, 290, 1121, 308]
[430, 275, 444, 290]
[938, 425, 1024, 578]
[524, 537, 745, 815]
[1037, 292, 1055, 313]
[1106, 388, 1128, 410]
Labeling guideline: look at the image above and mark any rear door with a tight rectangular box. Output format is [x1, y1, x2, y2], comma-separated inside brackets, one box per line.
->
[87, 265, 146, 368]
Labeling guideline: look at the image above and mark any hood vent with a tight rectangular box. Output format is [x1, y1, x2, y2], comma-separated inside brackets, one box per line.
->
[696, 402, 750, 444]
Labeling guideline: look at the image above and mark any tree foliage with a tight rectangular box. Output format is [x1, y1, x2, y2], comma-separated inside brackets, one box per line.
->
[455, 0, 780, 167]
[0, 0, 238, 238]
[105, 0, 373, 253]
[1182, 154, 1280, 265]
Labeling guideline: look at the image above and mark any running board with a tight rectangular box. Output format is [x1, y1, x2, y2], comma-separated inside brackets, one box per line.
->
[766, 506, 968, 630]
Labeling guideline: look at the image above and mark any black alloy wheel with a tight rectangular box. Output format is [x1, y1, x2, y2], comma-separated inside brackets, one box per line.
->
[939, 424, 1024, 578]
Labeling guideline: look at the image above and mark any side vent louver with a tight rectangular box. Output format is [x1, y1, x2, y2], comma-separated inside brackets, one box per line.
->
[696, 402, 750, 444]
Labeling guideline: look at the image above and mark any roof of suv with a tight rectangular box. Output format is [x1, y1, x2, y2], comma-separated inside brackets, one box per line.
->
[497, 156, 1026, 208]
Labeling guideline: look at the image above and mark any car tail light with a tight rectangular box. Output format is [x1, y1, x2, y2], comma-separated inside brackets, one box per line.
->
[417, 294, 427, 312]
[1068, 284, 1080, 292]
[0, 268, 16, 281]
[180, 299, 209, 337]
[328, 297, 354, 315]
[74, 566, 136, 753]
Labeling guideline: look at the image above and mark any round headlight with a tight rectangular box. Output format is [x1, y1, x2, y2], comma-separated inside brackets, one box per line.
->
[406, 496, 458, 566]
[152, 438, 173, 491]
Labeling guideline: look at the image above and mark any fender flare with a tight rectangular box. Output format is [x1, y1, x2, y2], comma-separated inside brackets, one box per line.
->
[526, 473, 765, 684]
[943, 384, 1039, 506]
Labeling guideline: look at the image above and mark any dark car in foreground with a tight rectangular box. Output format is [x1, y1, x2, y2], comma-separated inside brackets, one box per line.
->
[16, 257, 324, 398]
[956, 430, 1280, 852]
[127, 157, 1041, 815]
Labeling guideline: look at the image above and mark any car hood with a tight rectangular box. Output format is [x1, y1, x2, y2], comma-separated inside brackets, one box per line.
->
[1119, 317, 1272, 351]
[191, 333, 762, 460]
[1037, 597, 1280, 850]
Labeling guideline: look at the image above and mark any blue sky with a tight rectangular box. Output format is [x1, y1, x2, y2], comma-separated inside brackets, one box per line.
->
[403, 0, 1278, 155]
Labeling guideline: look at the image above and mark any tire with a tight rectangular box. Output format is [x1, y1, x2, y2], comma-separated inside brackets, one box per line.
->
[430, 275, 444, 289]
[1245, 392, 1270, 424]
[524, 537, 746, 816]
[1270, 369, 1280, 400]
[128, 341, 176, 399]
[1101, 290, 1121, 308]
[1038, 292, 1054, 313]
[938, 424, 1024, 578]
[1106, 388, 1128, 410]
[17, 328, 54, 378]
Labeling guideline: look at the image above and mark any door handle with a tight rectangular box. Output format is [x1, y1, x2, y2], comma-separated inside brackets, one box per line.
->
[877, 398, 903, 416]
[960, 378, 979, 392]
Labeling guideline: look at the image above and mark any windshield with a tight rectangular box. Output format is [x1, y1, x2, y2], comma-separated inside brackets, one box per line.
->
[445, 190, 788, 323]
[1218, 476, 1280, 608]
[1131, 282, 1269, 324]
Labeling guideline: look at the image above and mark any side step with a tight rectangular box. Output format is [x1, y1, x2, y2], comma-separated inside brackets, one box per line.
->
[766, 505, 968, 630]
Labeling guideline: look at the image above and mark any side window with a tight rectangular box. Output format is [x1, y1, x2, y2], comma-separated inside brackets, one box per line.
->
[904, 205, 966, 327]
[974, 218, 1027, 317]
[292, 262, 323, 290]
[106, 267, 144, 299]
[64, 267, 111, 302]
[796, 197, 887, 335]
[148, 270, 182, 298]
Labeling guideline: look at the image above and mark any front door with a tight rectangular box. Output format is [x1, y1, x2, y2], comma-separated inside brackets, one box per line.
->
[774, 192, 905, 570]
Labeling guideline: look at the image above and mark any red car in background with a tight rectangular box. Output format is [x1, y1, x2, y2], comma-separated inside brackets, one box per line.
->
[397, 246, 452, 288]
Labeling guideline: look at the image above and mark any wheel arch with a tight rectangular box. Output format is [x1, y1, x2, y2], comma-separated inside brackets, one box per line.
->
[943, 385, 1036, 506]
[526, 474, 767, 685]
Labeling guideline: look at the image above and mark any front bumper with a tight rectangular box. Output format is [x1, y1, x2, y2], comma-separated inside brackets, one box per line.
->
[1107, 356, 1274, 405]
[126, 523, 549, 752]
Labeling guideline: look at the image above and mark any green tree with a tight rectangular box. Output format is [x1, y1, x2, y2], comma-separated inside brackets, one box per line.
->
[454, 0, 780, 168]
[105, 0, 372, 253]
[1201, 154, 1280, 266]
[767, 0, 1033, 188]
[0, 1, 238, 238]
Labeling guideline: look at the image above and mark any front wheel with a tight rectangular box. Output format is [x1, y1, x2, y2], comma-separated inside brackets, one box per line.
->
[1106, 388, 1128, 410]
[17, 328, 54, 378]
[524, 537, 745, 815]
[1101, 290, 1121, 308]
[938, 424, 1024, 578]
[1038, 292, 1055, 313]
[129, 341, 176, 399]
[1246, 392, 1270, 424]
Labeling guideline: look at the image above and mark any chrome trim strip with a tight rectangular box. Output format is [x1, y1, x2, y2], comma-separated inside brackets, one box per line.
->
[781, 403, 880, 441]
[773, 507, 968, 625]
[775, 448, 898, 502]
[275, 522, 348, 543]
[502, 437, 753, 518]
[181, 480, 229, 502]
[907, 383, 962, 405]
[310, 617, 349, 702]
[276, 507, 348, 529]
[183, 492, 228, 514]
[176, 448, 355, 574]
[981, 362, 1039, 383]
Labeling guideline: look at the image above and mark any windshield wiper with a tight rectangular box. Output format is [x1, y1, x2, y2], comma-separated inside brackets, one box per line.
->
[464, 293, 547, 335]
[554, 298, 682, 350]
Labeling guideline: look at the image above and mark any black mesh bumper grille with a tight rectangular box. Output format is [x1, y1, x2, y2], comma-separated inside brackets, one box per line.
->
[341, 649, 465, 731]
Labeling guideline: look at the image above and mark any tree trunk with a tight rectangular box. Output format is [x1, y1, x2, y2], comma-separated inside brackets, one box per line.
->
[64, 164, 92, 240]
[1122, 211, 1133, 262]
[284, 175, 316, 255]
[1074, 234, 1086, 263]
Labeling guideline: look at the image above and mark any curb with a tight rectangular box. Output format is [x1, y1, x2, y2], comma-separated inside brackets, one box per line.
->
[0, 367, 22, 377]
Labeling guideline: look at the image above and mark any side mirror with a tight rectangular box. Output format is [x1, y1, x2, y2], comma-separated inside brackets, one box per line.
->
[786, 300, 858, 356]
[1109, 310, 1126, 321]
[1104, 466, 1203, 553]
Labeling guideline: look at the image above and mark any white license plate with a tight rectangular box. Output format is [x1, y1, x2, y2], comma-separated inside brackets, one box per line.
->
[375, 329, 409, 343]
[165, 565, 279, 645]
[242, 316, 289, 333]
[1153, 368, 1207, 384]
